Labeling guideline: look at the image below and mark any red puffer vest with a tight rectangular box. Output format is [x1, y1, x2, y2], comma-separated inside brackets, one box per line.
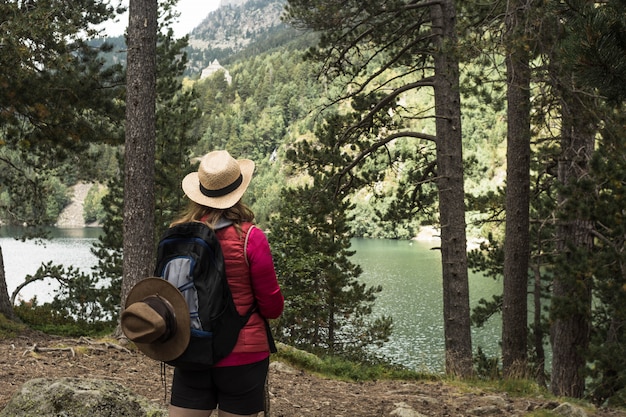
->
[215, 222, 269, 353]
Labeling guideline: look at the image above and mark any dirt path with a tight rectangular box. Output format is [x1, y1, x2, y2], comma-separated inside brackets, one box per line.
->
[1, 331, 625, 417]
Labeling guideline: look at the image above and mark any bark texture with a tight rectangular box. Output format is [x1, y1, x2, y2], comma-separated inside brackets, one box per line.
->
[431, 0, 473, 377]
[502, 0, 532, 377]
[0, 247, 16, 320]
[551, 83, 595, 398]
[121, 0, 158, 310]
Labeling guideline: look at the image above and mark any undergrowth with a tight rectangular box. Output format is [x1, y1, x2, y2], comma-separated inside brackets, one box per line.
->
[13, 301, 114, 337]
[0, 313, 27, 339]
[274, 342, 438, 382]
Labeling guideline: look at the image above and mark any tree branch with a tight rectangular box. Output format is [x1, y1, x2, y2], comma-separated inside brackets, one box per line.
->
[334, 130, 437, 196]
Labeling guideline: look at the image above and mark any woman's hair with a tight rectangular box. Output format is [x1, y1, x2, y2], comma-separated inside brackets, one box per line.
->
[170, 200, 255, 231]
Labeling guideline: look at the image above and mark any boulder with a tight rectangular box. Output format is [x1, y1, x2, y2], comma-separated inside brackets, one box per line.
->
[390, 402, 427, 417]
[0, 377, 166, 417]
[552, 402, 589, 417]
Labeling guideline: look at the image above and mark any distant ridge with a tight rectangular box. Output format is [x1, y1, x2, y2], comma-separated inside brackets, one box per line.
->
[185, 0, 288, 75]
[92, 0, 305, 78]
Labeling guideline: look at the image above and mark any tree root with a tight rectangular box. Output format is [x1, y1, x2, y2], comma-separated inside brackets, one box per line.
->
[22, 337, 132, 357]
[23, 343, 76, 357]
[75, 336, 132, 353]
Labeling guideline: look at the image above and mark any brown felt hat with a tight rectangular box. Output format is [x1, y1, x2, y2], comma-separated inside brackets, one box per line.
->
[182, 150, 255, 209]
[121, 278, 190, 362]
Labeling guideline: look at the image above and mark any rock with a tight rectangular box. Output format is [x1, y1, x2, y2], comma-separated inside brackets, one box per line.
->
[269, 361, 300, 375]
[390, 402, 427, 417]
[483, 395, 508, 408]
[552, 402, 589, 417]
[56, 182, 93, 228]
[0, 377, 166, 417]
[469, 405, 500, 415]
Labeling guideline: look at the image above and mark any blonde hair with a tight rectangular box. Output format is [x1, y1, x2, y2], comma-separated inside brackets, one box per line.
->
[171, 200, 255, 232]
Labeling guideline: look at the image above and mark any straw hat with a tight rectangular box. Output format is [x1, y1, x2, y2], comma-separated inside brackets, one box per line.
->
[121, 278, 190, 362]
[182, 150, 255, 209]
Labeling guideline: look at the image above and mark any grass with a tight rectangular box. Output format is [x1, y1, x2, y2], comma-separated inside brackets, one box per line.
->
[274, 342, 439, 382]
[12, 303, 115, 338]
[272, 345, 620, 417]
[0, 313, 28, 339]
[471, 377, 550, 398]
[272, 342, 569, 411]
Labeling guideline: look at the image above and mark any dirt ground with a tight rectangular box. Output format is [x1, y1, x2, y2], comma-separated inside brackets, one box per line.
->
[1, 330, 625, 417]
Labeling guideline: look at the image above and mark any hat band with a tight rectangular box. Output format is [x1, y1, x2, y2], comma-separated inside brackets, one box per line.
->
[199, 174, 243, 198]
[143, 295, 177, 343]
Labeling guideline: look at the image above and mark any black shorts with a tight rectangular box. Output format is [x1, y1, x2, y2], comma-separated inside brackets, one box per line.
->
[170, 358, 269, 414]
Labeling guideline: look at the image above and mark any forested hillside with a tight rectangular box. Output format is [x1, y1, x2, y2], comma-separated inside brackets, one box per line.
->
[80, 0, 506, 241]
[90, 0, 301, 78]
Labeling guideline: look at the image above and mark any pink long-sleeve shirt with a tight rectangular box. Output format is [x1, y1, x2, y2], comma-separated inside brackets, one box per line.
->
[215, 223, 283, 367]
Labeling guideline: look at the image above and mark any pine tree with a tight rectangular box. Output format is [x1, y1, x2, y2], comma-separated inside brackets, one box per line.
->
[283, 0, 472, 376]
[270, 116, 392, 360]
[586, 116, 626, 404]
[121, 0, 159, 316]
[154, 25, 200, 235]
[556, 0, 626, 402]
[95, 4, 200, 321]
[0, 0, 125, 227]
[0, 0, 124, 320]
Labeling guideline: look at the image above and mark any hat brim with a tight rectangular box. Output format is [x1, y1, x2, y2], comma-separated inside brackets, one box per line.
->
[124, 277, 190, 362]
[182, 159, 254, 209]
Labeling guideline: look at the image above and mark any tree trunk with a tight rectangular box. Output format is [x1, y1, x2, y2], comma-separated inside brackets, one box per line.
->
[431, 0, 473, 378]
[502, 0, 532, 378]
[121, 0, 158, 318]
[550, 83, 595, 398]
[0, 246, 16, 320]
[532, 264, 546, 386]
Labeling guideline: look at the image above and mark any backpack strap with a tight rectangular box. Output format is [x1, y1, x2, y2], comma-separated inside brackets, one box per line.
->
[243, 224, 256, 267]
[242, 224, 277, 354]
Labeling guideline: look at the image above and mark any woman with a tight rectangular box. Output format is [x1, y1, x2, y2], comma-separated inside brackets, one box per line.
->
[169, 150, 284, 417]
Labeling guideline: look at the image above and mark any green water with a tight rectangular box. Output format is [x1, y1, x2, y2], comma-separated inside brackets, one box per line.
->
[351, 238, 502, 373]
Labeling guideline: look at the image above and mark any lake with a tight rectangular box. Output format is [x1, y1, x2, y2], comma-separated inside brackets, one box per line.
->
[0, 227, 101, 304]
[0, 228, 502, 372]
[351, 238, 501, 372]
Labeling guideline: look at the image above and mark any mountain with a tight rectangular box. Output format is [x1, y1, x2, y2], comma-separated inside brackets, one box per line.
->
[185, 0, 298, 76]
[92, 0, 306, 77]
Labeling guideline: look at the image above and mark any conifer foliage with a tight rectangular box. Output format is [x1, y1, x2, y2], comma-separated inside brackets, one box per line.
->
[0, 0, 125, 226]
[283, 0, 473, 376]
[270, 116, 393, 360]
[0, 0, 125, 319]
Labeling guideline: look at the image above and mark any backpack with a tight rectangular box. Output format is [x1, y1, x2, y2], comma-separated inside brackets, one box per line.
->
[155, 221, 255, 369]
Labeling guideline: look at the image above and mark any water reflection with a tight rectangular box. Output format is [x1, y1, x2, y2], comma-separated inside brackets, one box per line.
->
[0, 226, 102, 239]
[351, 238, 502, 372]
[0, 227, 102, 304]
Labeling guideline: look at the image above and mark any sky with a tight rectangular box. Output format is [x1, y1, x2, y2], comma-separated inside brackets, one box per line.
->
[101, 0, 221, 37]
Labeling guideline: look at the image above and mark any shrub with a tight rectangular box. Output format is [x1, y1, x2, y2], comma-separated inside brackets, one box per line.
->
[14, 297, 114, 337]
[45, 178, 70, 221]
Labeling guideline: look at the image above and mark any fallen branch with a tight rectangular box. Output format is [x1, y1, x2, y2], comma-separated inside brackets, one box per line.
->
[23, 343, 76, 357]
[76, 336, 132, 353]
[22, 337, 132, 358]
